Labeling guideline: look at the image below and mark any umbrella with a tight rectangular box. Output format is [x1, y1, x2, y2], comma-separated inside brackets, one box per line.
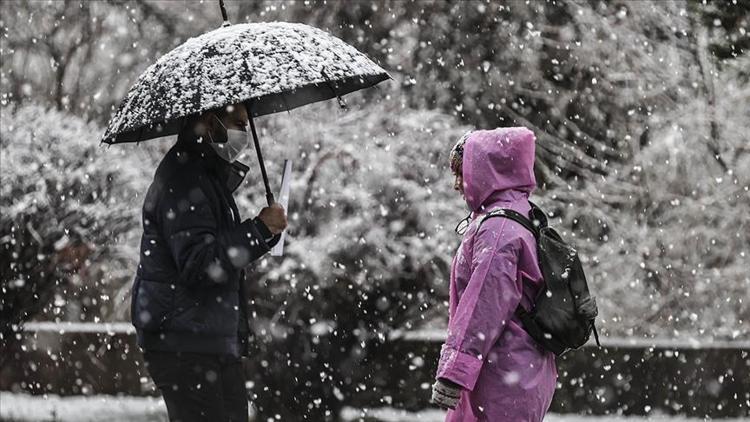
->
[102, 2, 389, 204]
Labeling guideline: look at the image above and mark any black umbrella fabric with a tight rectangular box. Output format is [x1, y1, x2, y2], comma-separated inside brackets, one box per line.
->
[101, 21, 389, 204]
[102, 22, 389, 145]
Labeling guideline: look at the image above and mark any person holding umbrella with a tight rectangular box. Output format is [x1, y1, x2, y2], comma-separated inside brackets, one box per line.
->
[102, 11, 389, 420]
[131, 102, 286, 421]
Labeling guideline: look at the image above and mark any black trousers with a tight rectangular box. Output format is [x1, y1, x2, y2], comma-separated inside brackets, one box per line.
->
[143, 350, 249, 422]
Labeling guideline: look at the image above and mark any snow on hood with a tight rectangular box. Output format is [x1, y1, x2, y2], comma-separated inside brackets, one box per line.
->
[462, 127, 537, 211]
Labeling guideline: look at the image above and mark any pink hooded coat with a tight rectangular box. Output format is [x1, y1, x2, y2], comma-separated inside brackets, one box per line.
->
[436, 127, 557, 422]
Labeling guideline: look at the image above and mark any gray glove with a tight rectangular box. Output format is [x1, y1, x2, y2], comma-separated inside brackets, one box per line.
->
[431, 378, 462, 410]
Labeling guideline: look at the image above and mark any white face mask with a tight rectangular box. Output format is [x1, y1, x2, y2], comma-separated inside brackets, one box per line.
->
[208, 115, 249, 163]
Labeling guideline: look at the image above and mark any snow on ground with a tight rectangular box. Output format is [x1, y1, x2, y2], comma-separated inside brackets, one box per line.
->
[0, 392, 746, 422]
[0, 392, 167, 422]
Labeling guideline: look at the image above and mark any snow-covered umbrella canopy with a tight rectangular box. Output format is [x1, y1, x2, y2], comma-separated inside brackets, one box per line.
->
[101, 22, 390, 144]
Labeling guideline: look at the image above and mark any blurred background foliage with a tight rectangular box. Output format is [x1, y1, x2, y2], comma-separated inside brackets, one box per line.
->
[1, 0, 749, 419]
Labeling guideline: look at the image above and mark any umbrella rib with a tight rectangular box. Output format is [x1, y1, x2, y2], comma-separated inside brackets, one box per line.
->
[281, 92, 291, 114]
[321, 68, 347, 109]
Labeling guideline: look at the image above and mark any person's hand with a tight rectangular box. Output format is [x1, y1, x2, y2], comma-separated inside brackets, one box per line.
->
[431, 378, 462, 410]
[257, 202, 287, 235]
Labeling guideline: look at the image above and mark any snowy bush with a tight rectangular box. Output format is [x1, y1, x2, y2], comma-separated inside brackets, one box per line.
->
[0, 104, 153, 352]
[551, 56, 750, 341]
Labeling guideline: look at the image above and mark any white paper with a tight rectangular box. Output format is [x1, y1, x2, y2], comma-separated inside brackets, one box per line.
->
[270, 159, 292, 256]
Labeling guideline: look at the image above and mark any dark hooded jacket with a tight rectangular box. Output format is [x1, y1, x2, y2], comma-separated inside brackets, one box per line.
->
[131, 136, 279, 357]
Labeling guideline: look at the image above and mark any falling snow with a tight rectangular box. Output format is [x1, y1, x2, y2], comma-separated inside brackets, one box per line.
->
[1, 1, 749, 421]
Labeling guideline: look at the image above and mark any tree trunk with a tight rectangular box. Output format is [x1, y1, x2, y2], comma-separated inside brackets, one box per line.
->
[692, 18, 728, 173]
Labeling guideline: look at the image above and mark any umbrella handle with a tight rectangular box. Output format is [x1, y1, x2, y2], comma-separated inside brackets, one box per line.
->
[248, 113, 275, 206]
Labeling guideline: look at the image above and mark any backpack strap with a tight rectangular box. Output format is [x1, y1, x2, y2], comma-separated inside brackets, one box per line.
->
[479, 208, 538, 238]
[479, 207, 551, 347]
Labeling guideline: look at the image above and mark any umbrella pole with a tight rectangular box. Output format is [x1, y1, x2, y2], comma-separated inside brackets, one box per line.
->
[219, 0, 231, 27]
[248, 113, 275, 206]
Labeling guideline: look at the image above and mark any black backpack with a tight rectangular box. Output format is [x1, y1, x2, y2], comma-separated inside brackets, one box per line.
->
[479, 201, 601, 356]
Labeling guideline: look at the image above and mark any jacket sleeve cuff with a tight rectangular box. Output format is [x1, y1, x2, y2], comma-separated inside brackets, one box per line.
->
[252, 217, 274, 239]
[435, 344, 483, 391]
[252, 217, 282, 248]
[221, 218, 272, 265]
[240, 219, 272, 250]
